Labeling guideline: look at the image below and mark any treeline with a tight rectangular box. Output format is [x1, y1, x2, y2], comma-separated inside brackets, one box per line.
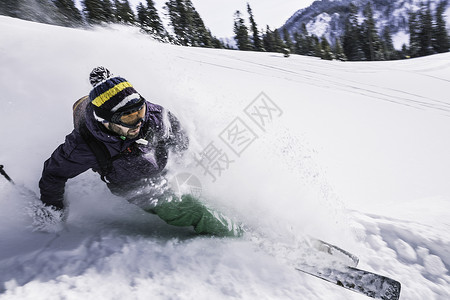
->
[1, 1, 449, 60]
[235, 2, 450, 61]
[341, 1, 450, 60]
[0, 0, 228, 47]
[233, 3, 348, 58]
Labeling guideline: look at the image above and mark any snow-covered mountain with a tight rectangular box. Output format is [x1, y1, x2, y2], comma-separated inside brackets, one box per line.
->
[1, 16, 450, 299]
[281, 0, 450, 49]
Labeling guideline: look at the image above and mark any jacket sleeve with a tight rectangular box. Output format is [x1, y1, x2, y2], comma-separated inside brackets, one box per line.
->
[39, 130, 97, 209]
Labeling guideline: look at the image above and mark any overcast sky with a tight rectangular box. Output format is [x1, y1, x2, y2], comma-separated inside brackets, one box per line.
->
[107, 1, 314, 38]
[159, 0, 314, 38]
[75, 0, 314, 38]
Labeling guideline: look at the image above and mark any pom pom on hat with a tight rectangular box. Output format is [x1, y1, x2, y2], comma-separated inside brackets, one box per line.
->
[89, 66, 113, 87]
[88, 66, 141, 122]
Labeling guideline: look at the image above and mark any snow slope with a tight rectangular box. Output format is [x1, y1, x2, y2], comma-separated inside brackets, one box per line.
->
[0, 16, 449, 299]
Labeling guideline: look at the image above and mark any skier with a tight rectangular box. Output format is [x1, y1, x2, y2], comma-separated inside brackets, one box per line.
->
[36, 66, 242, 237]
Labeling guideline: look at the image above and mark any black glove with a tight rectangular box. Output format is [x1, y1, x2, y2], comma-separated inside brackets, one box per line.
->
[40, 195, 65, 210]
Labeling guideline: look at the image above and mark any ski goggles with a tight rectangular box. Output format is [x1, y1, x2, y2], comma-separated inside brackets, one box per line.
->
[110, 98, 146, 128]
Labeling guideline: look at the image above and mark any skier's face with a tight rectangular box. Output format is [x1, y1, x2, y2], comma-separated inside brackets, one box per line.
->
[104, 121, 143, 139]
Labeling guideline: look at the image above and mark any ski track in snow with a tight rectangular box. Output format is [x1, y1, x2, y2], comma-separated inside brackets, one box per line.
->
[1, 17, 450, 299]
[177, 51, 450, 115]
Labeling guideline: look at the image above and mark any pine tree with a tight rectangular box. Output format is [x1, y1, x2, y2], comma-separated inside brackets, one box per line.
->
[272, 29, 286, 53]
[137, 0, 164, 36]
[342, 19, 354, 59]
[211, 34, 225, 49]
[102, 0, 115, 23]
[53, 0, 83, 26]
[186, 0, 212, 47]
[320, 36, 334, 60]
[333, 38, 347, 61]
[233, 10, 251, 50]
[166, 0, 189, 45]
[433, 1, 449, 53]
[146, 0, 164, 34]
[418, 2, 435, 56]
[191, 1, 213, 47]
[343, 3, 364, 61]
[381, 27, 397, 60]
[409, 11, 420, 57]
[312, 35, 322, 58]
[247, 3, 263, 51]
[114, 0, 135, 25]
[137, 3, 147, 27]
[361, 3, 384, 61]
[263, 26, 276, 52]
[83, 0, 105, 24]
[83, 0, 116, 24]
[296, 23, 315, 56]
[165, 0, 212, 47]
[283, 27, 294, 53]
[305, 36, 316, 56]
[293, 32, 302, 55]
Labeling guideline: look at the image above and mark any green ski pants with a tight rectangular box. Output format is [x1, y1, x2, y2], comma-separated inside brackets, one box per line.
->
[147, 194, 243, 237]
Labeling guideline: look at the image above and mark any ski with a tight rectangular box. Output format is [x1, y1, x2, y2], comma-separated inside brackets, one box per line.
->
[296, 262, 401, 300]
[249, 233, 399, 299]
[311, 239, 359, 267]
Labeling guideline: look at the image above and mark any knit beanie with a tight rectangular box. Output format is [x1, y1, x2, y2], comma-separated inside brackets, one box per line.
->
[88, 66, 142, 122]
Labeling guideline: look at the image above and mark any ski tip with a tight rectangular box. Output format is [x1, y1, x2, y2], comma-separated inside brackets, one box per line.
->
[383, 279, 401, 300]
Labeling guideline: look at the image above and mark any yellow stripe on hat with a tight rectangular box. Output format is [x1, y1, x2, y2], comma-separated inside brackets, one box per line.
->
[92, 81, 133, 107]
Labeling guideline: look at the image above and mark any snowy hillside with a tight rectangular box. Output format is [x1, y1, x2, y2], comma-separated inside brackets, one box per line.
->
[1, 16, 450, 299]
[282, 0, 450, 49]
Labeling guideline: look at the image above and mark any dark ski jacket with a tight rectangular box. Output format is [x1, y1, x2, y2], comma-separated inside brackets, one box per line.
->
[39, 99, 188, 209]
